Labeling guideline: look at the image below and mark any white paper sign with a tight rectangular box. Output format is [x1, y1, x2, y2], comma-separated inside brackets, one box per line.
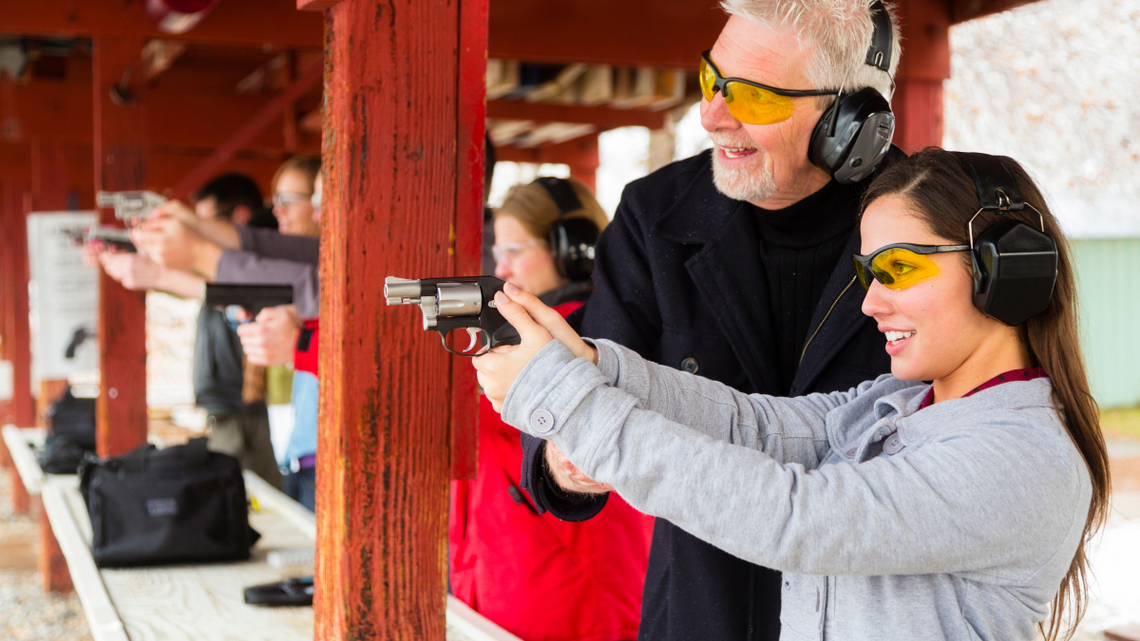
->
[26, 212, 100, 382]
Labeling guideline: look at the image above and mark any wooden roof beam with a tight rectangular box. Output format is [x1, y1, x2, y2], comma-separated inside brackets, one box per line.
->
[171, 59, 321, 198]
[487, 99, 670, 130]
[489, 0, 725, 68]
[949, 0, 1040, 23]
[0, 0, 321, 48]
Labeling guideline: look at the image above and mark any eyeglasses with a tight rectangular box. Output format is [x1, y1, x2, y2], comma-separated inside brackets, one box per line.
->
[699, 50, 838, 125]
[491, 240, 541, 266]
[852, 243, 970, 290]
[273, 192, 313, 207]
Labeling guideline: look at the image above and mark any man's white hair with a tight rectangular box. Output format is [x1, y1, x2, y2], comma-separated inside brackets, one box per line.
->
[719, 0, 901, 103]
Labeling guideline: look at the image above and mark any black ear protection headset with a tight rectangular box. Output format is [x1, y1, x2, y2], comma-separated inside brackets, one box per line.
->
[808, 0, 896, 184]
[953, 152, 1059, 326]
[534, 177, 600, 282]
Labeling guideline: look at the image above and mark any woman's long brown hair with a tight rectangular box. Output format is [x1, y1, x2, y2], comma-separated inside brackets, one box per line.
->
[862, 147, 1111, 641]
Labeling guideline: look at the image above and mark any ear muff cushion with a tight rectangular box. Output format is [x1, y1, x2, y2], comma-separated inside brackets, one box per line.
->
[971, 219, 1058, 326]
[808, 87, 894, 184]
[549, 217, 600, 282]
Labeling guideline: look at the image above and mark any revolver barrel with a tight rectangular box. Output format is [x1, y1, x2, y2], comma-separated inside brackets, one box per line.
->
[96, 190, 167, 222]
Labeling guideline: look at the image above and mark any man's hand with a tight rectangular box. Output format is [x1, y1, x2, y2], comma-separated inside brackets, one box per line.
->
[98, 252, 163, 291]
[545, 441, 613, 494]
[132, 205, 222, 278]
[472, 282, 596, 412]
[236, 305, 303, 366]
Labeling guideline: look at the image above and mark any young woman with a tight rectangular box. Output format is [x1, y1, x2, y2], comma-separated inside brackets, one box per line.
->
[473, 149, 1110, 641]
[271, 156, 321, 237]
[450, 177, 654, 641]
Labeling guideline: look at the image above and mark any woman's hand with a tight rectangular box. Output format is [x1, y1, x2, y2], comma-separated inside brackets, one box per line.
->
[473, 282, 597, 412]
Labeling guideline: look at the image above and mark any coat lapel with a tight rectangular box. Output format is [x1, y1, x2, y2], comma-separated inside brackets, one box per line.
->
[651, 175, 782, 395]
[789, 229, 875, 395]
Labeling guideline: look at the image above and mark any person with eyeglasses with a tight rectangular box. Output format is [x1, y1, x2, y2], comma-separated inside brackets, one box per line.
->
[448, 177, 655, 641]
[476, 148, 1109, 641]
[271, 156, 322, 238]
[513, 1, 904, 639]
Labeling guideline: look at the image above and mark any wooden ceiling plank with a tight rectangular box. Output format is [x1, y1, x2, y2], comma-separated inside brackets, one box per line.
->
[0, 0, 321, 48]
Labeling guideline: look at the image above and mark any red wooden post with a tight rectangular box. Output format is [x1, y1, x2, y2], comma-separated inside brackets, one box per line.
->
[1, 179, 34, 515]
[567, 133, 600, 193]
[0, 179, 35, 431]
[305, 0, 486, 636]
[30, 141, 76, 426]
[92, 38, 149, 458]
[893, 0, 951, 151]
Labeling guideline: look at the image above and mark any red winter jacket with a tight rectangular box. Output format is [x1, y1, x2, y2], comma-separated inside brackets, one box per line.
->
[449, 301, 654, 641]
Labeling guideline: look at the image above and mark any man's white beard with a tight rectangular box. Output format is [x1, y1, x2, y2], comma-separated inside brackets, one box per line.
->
[710, 148, 777, 203]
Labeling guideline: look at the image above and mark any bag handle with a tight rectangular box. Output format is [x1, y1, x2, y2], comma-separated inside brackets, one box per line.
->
[182, 437, 211, 468]
[120, 443, 157, 474]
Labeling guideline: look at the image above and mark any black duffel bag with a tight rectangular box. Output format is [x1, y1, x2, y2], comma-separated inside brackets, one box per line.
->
[79, 438, 260, 568]
[46, 388, 97, 451]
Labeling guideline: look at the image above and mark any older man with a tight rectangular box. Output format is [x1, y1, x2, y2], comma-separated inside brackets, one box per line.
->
[519, 1, 902, 639]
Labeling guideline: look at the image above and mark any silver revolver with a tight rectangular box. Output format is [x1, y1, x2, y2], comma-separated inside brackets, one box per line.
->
[96, 190, 167, 223]
[385, 276, 521, 357]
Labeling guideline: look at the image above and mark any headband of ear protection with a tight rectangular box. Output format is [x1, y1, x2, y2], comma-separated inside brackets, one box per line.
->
[534, 177, 600, 282]
[953, 152, 1058, 326]
[808, 0, 895, 185]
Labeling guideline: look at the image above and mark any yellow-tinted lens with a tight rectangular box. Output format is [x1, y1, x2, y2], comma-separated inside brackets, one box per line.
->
[699, 57, 717, 102]
[724, 81, 796, 125]
[870, 248, 941, 289]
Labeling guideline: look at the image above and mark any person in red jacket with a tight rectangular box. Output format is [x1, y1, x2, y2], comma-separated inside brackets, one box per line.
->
[450, 177, 653, 641]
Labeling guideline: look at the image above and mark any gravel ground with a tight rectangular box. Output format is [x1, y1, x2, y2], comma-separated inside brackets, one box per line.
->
[0, 471, 92, 641]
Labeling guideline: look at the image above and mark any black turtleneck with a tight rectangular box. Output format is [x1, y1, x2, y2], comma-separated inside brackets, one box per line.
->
[753, 180, 863, 393]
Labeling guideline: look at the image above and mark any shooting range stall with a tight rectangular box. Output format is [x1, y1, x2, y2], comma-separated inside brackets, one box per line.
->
[0, 0, 1047, 638]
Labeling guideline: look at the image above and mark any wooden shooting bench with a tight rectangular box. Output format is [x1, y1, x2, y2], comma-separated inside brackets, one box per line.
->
[32, 465, 519, 641]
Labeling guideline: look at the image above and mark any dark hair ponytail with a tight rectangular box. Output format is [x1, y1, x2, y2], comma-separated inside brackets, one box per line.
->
[863, 147, 1110, 641]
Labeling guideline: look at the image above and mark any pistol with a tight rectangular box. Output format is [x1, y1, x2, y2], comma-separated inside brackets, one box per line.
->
[204, 284, 294, 324]
[385, 276, 521, 357]
[96, 190, 167, 223]
[67, 225, 137, 252]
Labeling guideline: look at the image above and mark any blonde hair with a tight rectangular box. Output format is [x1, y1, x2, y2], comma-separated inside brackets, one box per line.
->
[719, 0, 901, 104]
[272, 155, 321, 193]
[494, 177, 608, 242]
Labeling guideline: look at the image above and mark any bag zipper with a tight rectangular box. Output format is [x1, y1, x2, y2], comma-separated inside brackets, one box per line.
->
[799, 275, 857, 366]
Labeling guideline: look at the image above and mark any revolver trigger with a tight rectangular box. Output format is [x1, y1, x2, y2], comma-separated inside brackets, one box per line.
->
[465, 328, 482, 353]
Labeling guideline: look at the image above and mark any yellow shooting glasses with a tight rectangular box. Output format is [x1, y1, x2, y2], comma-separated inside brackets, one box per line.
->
[699, 51, 838, 125]
[853, 243, 970, 290]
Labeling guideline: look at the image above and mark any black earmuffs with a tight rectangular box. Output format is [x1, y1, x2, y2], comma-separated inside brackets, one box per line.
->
[807, 0, 896, 184]
[534, 177, 600, 282]
[954, 152, 1059, 326]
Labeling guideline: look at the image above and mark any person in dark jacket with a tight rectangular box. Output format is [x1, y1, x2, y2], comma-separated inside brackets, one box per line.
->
[519, 1, 903, 639]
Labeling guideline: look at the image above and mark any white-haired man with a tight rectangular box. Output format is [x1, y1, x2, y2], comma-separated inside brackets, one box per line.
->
[519, 1, 904, 639]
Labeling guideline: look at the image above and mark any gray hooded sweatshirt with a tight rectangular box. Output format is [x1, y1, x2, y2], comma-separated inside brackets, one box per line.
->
[501, 339, 1092, 641]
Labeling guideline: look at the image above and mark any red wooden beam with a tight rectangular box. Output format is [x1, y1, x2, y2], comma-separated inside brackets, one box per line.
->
[316, 0, 477, 636]
[487, 99, 671, 130]
[451, 0, 490, 481]
[93, 37, 149, 459]
[497, 134, 602, 170]
[949, 0, 1040, 23]
[0, 179, 35, 430]
[489, 0, 726, 67]
[1, 0, 322, 48]
[171, 61, 324, 199]
[892, 0, 951, 151]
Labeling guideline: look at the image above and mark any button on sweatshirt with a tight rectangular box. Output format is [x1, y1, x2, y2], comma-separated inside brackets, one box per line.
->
[501, 339, 1092, 641]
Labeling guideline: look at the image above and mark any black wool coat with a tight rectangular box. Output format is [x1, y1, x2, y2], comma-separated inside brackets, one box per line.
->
[521, 148, 900, 641]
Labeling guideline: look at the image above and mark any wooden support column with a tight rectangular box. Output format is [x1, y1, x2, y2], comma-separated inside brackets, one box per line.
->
[0, 179, 35, 431]
[303, 0, 487, 637]
[37, 495, 73, 593]
[893, 0, 951, 151]
[30, 141, 75, 425]
[93, 38, 148, 458]
[1, 179, 34, 515]
[567, 134, 600, 192]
